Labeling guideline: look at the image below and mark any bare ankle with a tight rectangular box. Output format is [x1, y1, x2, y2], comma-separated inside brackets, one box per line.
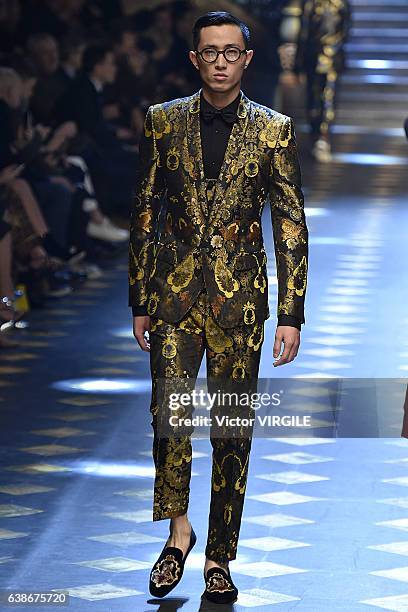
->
[205, 557, 229, 571]
[170, 514, 191, 535]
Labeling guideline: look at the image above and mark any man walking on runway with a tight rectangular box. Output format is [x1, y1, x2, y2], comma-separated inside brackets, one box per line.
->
[129, 11, 308, 604]
[294, 0, 351, 162]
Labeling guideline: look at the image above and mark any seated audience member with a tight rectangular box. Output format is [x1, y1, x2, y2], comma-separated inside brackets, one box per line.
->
[106, 20, 142, 125]
[0, 164, 26, 327]
[0, 162, 73, 325]
[56, 44, 139, 214]
[10, 55, 128, 246]
[0, 66, 78, 260]
[109, 31, 157, 129]
[58, 33, 86, 86]
[26, 32, 67, 126]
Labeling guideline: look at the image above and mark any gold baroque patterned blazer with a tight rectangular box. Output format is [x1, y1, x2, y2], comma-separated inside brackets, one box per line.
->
[128, 88, 308, 329]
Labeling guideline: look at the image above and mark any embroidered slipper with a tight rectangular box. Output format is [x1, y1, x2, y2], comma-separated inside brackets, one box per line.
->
[149, 525, 197, 597]
[202, 565, 238, 604]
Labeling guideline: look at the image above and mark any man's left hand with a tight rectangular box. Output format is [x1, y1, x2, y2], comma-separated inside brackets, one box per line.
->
[273, 326, 300, 367]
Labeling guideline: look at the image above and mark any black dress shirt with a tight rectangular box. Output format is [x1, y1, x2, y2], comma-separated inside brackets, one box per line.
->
[132, 91, 301, 331]
[200, 90, 241, 178]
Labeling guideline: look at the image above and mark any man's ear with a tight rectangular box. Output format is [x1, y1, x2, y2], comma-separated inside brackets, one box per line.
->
[189, 50, 199, 70]
[245, 49, 254, 68]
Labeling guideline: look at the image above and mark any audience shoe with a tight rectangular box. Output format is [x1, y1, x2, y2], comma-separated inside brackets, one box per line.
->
[70, 261, 103, 280]
[0, 295, 26, 332]
[66, 248, 87, 266]
[44, 270, 73, 298]
[149, 525, 196, 598]
[87, 217, 130, 243]
[202, 565, 238, 604]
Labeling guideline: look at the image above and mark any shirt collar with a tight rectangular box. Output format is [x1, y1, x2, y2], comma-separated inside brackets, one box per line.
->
[90, 76, 103, 93]
[200, 90, 241, 114]
[62, 64, 76, 79]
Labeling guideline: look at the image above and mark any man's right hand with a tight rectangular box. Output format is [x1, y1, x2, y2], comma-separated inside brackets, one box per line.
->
[133, 315, 151, 351]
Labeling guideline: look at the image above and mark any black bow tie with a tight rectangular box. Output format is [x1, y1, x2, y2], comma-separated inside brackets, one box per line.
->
[201, 106, 238, 125]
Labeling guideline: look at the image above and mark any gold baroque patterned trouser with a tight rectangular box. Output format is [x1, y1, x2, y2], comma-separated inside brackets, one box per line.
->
[306, 67, 340, 137]
[148, 287, 265, 564]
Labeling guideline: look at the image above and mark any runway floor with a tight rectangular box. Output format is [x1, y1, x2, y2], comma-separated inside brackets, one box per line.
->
[0, 138, 408, 610]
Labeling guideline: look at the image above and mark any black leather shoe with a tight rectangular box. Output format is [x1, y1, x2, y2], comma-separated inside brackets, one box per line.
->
[149, 525, 197, 597]
[202, 565, 238, 604]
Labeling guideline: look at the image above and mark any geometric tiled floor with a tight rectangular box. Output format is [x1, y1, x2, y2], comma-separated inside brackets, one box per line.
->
[2, 386, 408, 612]
[1, 181, 408, 612]
[2, 274, 408, 612]
[1, 159, 408, 610]
[1, 257, 408, 609]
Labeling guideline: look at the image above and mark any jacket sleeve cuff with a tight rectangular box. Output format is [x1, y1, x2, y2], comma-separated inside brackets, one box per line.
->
[277, 314, 302, 330]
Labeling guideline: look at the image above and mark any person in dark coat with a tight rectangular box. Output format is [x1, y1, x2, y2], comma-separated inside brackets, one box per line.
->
[56, 44, 138, 213]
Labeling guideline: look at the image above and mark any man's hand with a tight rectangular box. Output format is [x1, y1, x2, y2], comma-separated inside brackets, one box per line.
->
[116, 127, 135, 140]
[41, 121, 77, 152]
[0, 164, 25, 184]
[273, 325, 300, 367]
[35, 125, 51, 141]
[133, 315, 151, 351]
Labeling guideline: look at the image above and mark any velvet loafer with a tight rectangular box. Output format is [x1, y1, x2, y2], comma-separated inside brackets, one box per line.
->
[149, 525, 197, 597]
[202, 565, 238, 604]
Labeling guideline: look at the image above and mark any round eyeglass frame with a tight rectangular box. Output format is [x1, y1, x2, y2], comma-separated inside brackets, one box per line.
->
[195, 47, 247, 64]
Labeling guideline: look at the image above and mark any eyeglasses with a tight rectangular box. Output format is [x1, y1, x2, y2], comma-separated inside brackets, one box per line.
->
[196, 47, 247, 64]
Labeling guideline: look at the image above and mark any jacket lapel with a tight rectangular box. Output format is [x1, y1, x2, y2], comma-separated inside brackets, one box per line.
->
[185, 89, 251, 236]
[206, 91, 250, 235]
[186, 90, 208, 223]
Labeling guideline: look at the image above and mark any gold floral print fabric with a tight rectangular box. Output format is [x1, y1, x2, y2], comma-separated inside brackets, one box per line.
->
[148, 288, 264, 565]
[128, 88, 309, 328]
[269, 117, 308, 321]
[128, 104, 166, 310]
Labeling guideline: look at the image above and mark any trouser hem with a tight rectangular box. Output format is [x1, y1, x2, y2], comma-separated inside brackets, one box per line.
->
[204, 547, 237, 564]
[153, 507, 188, 521]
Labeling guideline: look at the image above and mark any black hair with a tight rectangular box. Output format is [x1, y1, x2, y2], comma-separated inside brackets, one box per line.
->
[192, 11, 250, 50]
[26, 32, 57, 52]
[82, 44, 111, 75]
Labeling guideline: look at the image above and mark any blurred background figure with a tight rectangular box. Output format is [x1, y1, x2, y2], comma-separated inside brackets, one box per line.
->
[294, 0, 351, 161]
[55, 43, 139, 222]
[233, 0, 289, 108]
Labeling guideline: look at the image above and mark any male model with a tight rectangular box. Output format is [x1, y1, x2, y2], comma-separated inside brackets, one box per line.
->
[294, 0, 351, 162]
[129, 11, 308, 604]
